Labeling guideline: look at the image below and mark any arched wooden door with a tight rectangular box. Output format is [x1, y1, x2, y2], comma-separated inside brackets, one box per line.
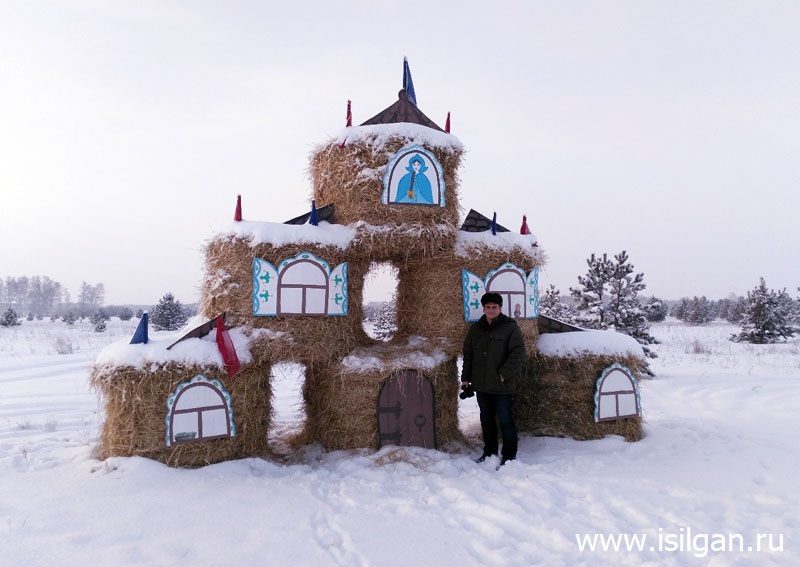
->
[377, 369, 436, 449]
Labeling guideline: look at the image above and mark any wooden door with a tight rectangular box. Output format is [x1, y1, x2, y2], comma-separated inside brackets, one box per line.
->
[377, 369, 436, 449]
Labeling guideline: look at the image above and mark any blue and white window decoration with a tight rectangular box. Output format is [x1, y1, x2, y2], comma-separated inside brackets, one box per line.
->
[462, 264, 539, 322]
[165, 374, 235, 446]
[253, 252, 348, 316]
[594, 363, 642, 422]
[382, 145, 445, 206]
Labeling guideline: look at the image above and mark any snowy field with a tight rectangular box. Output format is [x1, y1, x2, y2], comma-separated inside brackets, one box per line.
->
[1, 318, 798, 566]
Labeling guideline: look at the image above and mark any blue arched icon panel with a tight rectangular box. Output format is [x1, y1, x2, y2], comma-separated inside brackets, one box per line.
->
[382, 145, 445, 206]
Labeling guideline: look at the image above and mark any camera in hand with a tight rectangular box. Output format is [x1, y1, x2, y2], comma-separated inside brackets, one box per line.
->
[459, 384, 475, 399]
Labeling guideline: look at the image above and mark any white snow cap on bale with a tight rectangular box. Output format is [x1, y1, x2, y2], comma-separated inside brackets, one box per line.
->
[455, 230, 543, 262]
[95, 315, 253, 370]
[342, 336, 449, 373]
[221, 220, 356, 249]
[537, 330, 645, 359]
[334, 123, 463, 151]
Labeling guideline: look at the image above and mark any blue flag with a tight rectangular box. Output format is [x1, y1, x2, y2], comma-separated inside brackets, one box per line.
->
[403, 57, 417, 106]
[130, 311, 149, 344]
[309, 199, 318, 226]
[491, 212, 497, 236]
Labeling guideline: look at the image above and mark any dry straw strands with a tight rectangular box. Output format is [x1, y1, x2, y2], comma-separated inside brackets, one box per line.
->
[90, 363, 272, 468]
[516, 354, 646, 442]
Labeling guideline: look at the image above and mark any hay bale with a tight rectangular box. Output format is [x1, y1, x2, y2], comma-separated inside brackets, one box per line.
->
[516, 354, 646, 442]
[201, 235, 373, 361]
[299, 345, 463, 451]
[350, 222, 458, 264]
[395, 251, 543, 349]
[309, 135, 463, 228]
[90, 362, 272, 467]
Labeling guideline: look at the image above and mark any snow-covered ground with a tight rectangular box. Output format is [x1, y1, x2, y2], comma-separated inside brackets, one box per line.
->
[1, 318, 798, 566]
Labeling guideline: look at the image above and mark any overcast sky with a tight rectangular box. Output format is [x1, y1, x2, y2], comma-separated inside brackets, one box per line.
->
[2, 1, 799, 306]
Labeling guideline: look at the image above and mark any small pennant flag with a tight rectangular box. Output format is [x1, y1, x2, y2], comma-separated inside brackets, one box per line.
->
[345, 100, 352, 127]
[216, 315, 241, 378]
[445, 112, 451, 133]
[234, 195, 242, 222]
[309, 199, 319, 226]
[130, 311, 149, 344]
[403, 57, 417, 106]
[491, 212, 498, 236]
[520, 215, 531, 235]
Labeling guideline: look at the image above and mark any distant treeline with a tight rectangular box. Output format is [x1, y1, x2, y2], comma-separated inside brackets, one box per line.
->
[0, 275, 196, 319]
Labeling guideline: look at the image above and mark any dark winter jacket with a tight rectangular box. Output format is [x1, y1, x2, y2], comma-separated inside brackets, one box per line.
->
[461, 313, 526, 395]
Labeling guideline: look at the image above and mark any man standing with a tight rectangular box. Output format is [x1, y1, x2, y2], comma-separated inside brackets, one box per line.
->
[461, 292, 526, 466]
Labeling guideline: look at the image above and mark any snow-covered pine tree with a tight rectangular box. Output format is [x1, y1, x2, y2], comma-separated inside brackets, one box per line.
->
[372, 297, 397, 341]
[61, 311, 78, 326]
[150, 292, 190, 331]
[118, 307, 134, 321]
[539, 284, 577, 322]
[731, 278, 798, 343]
[605, 251, 658, 358]
[675, 296, 714, 325]
[91, 309, 109, 332]
[0, 308, 21, 327]
[643, 296, 668, 322]
[569, 253, 614, 329]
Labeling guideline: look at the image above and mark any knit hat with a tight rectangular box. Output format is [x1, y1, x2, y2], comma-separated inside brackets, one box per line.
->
[480, 292, 503, 306]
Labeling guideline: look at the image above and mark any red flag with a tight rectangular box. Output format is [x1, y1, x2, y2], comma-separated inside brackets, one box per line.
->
[216, 315, 241, 378]
[234, 195, 242, 222]
[520, 215, 531, 235]
[346, 99, 352, 127]
[445, 111, 451, 133]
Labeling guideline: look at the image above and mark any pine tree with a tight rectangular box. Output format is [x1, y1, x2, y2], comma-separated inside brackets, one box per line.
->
[150, 292, 190, 331]
[605, 251, 658, 358]
[731, 278, 798, 344]
[724, 296, 748, 324]
[540, 284, 577, 322]
[677, 296, 715, 326]
[91, 309, 109, 333]
[372, 297, 397, 341]
[0, 308, 21, 327]
[61, 311, 78, 326]
[643, 296, 668, 322]
[118, 307, 134, 321]
[569, 253, 614, 329]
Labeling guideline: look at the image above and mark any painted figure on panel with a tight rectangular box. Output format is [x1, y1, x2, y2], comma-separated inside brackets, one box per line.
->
[394, 155, 433, 204]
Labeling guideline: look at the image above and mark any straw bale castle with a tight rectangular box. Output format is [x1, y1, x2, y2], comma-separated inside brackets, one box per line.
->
[91, 72, 647, 468]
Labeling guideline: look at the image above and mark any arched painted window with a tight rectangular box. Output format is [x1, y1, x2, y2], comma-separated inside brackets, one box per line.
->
[487, 268, 526, 319]
[594, 363, 642, 422]
[278, 259, 329, 315]
[166, 375, 235, 445]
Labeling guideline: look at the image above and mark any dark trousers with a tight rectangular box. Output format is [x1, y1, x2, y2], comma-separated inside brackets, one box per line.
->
[476, 392, 518, 459]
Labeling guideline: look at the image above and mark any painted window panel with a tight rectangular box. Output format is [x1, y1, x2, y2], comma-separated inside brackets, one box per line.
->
[462, 263, 538, 322]
[165, 375, 235, 446]
[381, 145, 445, 206]
[254, 252, 348, 317]
[594, 363, 642, 422]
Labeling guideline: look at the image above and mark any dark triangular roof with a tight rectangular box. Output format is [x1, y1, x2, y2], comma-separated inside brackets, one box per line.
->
[537, 314, 585, 334]
[459, 209, 510, 233]
[166, 314, 224, 350]
[360, 89, 445, 131]
[284, 204, 336, 225]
